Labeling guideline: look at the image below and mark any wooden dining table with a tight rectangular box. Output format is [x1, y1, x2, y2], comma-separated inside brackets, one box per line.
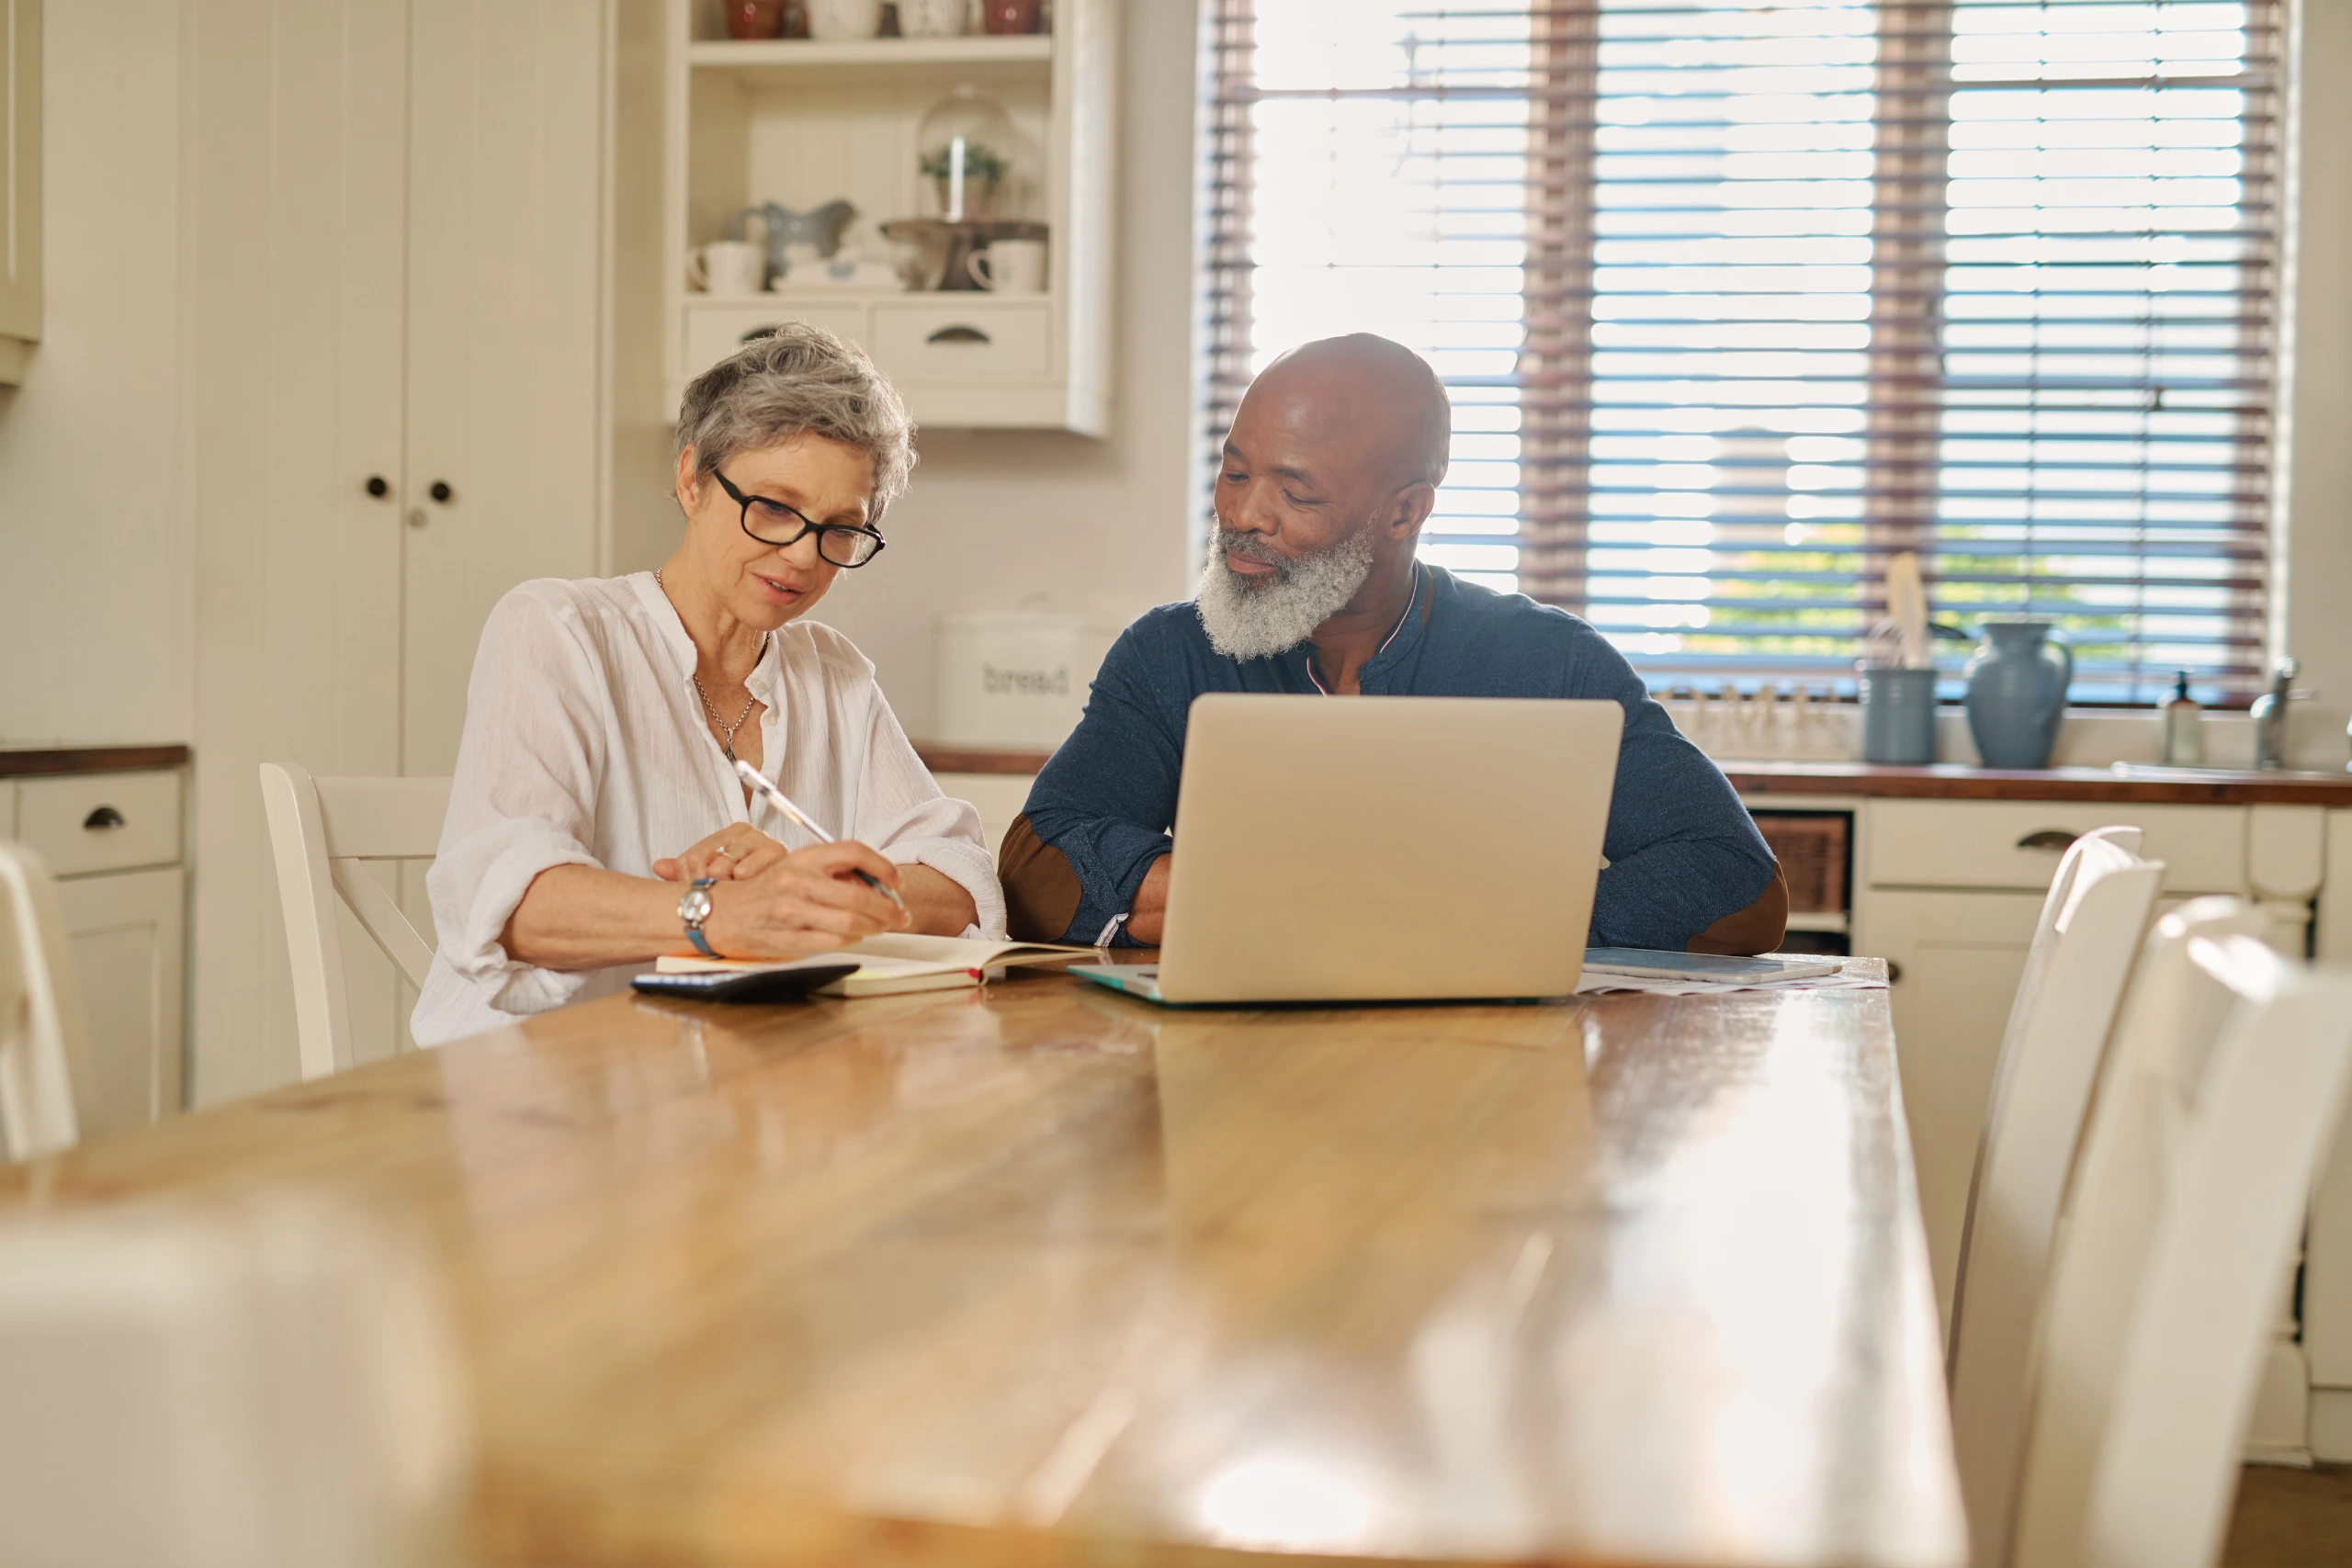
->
[0, 961, 1964, 1568]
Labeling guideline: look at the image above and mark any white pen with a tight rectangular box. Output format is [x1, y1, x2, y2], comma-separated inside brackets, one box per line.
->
[731, 757, 906, 910]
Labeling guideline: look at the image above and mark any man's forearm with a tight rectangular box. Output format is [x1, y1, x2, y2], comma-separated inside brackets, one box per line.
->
[1122, 855, 1173, 944]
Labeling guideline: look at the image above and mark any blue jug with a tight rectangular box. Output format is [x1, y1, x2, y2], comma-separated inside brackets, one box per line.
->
[1964, 621, 2073, 769]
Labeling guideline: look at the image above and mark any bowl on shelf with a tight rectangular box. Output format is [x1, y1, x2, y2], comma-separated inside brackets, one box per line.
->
[899, 0, 968, 37]
[806, 0, 884, 39]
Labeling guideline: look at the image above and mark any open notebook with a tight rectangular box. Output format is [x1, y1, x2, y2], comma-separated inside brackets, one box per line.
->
[652, 933, 1093, 998]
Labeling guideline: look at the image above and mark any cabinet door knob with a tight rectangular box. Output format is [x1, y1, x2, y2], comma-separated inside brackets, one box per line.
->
[83, 806, 127, 831]
[429, 480, 456, 504]
[1885, 959, 1903, 984]
[365, 475, 390, 499]
[2016, 829, 2079, 852]
[926, 324, 991, 344]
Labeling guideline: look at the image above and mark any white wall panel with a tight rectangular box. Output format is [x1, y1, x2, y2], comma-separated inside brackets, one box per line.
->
[400, 0, 605, 781]
[0, 0, 187, 743]
[186, 0, 409, 1103]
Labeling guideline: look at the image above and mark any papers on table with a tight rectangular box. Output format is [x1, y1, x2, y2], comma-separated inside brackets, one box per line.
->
[1575, 957, 1888, 998]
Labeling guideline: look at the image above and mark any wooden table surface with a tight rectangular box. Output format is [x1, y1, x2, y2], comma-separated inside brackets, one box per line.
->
[0, 965, 1964, 1568]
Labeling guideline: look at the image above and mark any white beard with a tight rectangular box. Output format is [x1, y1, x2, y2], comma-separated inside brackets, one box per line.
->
[1194, 527, 1379, 662]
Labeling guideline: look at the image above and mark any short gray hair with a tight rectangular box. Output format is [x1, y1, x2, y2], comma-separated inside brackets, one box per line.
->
[674, 322, 917, 518]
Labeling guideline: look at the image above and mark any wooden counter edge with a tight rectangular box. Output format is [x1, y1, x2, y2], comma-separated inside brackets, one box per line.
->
[1724, 762, 2352, 807]
[918, 745, 1057, 776]
[915, 745, 2352, 807]
[0, 744, 193, 778]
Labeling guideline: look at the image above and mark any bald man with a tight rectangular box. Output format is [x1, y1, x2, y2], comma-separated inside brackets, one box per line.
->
[1000, 333, 1788, 953]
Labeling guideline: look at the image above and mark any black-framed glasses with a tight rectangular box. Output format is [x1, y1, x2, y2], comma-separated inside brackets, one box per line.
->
[712, 468, 887, 569]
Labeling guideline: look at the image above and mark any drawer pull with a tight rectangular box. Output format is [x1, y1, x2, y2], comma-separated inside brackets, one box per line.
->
[926, 324, 991, 344]
[2016, 829, 2078, 852]
[83, 806, 127, 831]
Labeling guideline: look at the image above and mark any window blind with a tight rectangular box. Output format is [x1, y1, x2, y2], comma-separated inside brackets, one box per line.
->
[1200, 0, 2280, 703]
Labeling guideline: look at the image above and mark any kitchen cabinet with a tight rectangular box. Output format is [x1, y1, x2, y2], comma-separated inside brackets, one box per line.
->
[187, 0, 652, 1100]
[665, 3, 1118, 433]
[0, 0, 40, 383]
[51, 868, 185, 1138]
[1866, 886, 2046, 1317]
[1, 758, 188, 1137]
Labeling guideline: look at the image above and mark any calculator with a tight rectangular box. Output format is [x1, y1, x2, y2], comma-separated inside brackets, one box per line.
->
[629, 964, 861, 1004]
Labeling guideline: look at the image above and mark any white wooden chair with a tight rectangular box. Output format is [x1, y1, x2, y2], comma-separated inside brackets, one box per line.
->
[2009, 900, 2352, 1568]
[1946, 826, 2167, 1564]
[0, 841, 88, 1158]
[258, 763, 450, 1081]
[0, 1197, 469, 1568]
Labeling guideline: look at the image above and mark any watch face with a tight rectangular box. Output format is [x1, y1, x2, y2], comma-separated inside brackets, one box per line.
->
[679, 887, 714, 925]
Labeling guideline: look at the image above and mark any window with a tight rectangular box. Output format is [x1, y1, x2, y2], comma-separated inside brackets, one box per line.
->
[1200, 0, 2281, 701]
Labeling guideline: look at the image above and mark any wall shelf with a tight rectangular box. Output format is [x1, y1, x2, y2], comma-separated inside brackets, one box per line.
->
[665, 2, 1115, 434]
[688, 36, 1053, 87]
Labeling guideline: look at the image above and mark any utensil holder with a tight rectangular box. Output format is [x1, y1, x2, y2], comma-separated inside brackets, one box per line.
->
[1860, 665, 1938, 765]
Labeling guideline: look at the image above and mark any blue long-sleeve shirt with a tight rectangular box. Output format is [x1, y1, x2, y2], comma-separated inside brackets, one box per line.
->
[1016, 564, 1778, 949]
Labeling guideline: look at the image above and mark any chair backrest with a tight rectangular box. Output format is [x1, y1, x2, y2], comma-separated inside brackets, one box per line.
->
[0, 1197, 469, 1568]
[0, 841, 88, 1159]
[0, 844, 86, 1159]
[259, 763, 451, 1082]
[1946, 826, 2166, 1565]
[2010, 902, 2352, 1568]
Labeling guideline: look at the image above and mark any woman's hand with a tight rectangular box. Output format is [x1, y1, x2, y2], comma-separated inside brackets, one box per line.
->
[697, 841, 910, 959]
[654, 826, 789, 884]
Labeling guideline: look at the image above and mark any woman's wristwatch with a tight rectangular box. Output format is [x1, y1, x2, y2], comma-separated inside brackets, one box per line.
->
[678, 876, 721, 958]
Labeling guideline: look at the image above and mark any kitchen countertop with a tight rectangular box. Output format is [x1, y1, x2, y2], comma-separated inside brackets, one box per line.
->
[0, 744, 192, 778]
[915, 745, 2352, 807]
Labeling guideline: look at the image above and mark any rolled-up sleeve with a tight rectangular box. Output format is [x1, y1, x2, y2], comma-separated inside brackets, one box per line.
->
[847, 676, 1006, 939]
[1016, 624, 1184, 945]
[421, 595, 608, 1025]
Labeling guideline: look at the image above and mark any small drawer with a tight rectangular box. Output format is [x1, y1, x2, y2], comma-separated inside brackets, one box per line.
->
[17, 772, 184, 877]
[682, 300, 871, 381]
[870, 301, 1050, 378]
[1867, 799, 2247, 894]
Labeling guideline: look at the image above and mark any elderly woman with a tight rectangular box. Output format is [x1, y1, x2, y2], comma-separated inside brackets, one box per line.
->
[411, 326, 1001, 1044]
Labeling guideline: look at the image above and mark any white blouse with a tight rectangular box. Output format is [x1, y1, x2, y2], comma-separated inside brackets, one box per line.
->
[412, 573, 1003, 1045]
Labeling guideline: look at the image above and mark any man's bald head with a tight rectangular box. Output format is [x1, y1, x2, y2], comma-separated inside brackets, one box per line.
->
[1201, 334, 1453, 660]
[1242, 334, 1452, 492]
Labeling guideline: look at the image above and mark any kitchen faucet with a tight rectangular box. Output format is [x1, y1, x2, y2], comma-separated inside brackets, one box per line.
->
[2250, 657, 2309, 771]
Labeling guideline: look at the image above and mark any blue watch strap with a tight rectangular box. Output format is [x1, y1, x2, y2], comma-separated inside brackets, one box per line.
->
[684, 876, 719, 958]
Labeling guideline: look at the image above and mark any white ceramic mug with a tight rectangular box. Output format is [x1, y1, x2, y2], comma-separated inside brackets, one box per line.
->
[966, 238, 1046, 294]
[805, 0, 884, 38]
[899, 0, 967, 37]
[688, 241, 766, 296]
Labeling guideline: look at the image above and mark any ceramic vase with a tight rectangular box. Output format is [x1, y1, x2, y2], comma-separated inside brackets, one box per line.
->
[982, 0, 1043, 34]
[725, 0, 787, 39]
[1963, 620, 2073, 769]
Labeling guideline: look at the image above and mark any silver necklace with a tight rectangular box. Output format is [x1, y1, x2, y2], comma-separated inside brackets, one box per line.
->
[657, 569, 765, 762]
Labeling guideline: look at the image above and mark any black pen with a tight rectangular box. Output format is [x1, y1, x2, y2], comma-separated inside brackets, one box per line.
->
[731, 758, 907, 910]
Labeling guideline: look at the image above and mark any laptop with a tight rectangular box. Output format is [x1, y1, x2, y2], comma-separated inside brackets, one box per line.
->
[1069, 694, 1623, 1005]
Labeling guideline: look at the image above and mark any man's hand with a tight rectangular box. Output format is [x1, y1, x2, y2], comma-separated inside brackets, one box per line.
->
[695, 842, 910, 958]
[655, 826, 789, 884]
